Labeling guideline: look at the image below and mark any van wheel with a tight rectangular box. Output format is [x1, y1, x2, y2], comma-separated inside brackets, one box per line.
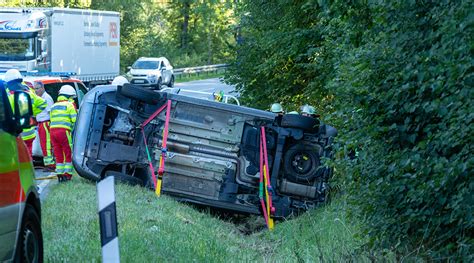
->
[105, 171, 144, 186]
[15, 204, 43, 263]
[280, 114, 319, 133]
[168, 75, 175, 88]
[283, 142, 321, 184]
[118, 83, 161, 105]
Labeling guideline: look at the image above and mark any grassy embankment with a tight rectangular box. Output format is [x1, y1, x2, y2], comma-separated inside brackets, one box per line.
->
[42, 177, 377, 262]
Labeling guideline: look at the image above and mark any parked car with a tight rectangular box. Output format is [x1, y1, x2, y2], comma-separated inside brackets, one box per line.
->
[22, 76, 88, 159]
[128, 57, 174, 89]
[73, 84, 336, 218]
[0, 85, 43, 262]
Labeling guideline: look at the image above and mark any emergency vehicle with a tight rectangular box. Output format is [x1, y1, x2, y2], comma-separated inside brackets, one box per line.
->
[0, 84, 43, 261]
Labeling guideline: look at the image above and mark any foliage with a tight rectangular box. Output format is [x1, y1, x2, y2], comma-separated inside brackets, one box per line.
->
[227, 0, 473, 260]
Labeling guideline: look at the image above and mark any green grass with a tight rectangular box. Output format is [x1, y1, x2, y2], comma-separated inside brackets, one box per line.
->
[41, 177, 379, 262]
[175, 71, 224, 83]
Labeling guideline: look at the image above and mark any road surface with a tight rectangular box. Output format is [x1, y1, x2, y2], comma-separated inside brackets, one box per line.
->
[35, 77, 236, 200]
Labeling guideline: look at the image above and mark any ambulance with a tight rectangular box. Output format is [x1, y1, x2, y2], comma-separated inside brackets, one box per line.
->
[0, 84, 43, 261]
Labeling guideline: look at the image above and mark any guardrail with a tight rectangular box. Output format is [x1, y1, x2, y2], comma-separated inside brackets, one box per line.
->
[174, 64, 228, 78]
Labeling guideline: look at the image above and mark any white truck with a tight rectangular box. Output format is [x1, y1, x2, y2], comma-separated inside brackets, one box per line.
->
[0, 7, 120, 86]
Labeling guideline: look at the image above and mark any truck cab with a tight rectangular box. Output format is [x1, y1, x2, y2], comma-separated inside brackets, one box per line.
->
[0, 9, 50, 72]
[0, 84, 43, 262]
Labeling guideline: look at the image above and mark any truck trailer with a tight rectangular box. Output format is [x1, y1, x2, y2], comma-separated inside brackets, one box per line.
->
[0, 7, 120, 86]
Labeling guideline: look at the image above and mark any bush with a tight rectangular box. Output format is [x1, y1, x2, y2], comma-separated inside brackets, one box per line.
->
[227, 0, 473, 260]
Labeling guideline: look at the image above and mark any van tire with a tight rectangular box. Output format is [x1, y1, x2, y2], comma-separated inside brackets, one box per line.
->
[283, 142, 321, 184]
[118, 83, 161, 105]
[280, 114, 319, 133]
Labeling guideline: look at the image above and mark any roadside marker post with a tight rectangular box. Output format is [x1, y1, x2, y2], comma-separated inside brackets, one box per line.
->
[97, 176, 120, 262]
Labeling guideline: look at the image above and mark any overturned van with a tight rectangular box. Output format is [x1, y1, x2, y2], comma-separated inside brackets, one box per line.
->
[72, 84, 336, 218]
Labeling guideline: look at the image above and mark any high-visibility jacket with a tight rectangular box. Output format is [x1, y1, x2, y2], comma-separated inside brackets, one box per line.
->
[6, 82, 47, 140]
[50, 95, 77, 131]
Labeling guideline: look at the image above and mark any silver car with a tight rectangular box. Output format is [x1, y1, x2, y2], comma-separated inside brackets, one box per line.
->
[128, 57, 174, 90]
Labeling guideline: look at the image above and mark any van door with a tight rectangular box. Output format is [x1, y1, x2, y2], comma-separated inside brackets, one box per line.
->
[0, 87, 21, 260]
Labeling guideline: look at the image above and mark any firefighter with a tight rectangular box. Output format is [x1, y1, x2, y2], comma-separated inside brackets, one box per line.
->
[112, 75, 129, 86]
[270, 103, 284, 115]
[301, 104, 320, 118]
[34, 81, 55, 171]
[4, 69, 47, 156]
[50, 85, 77, 182]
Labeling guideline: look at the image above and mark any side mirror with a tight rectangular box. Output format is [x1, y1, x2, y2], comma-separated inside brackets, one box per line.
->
[13, 91, 33, 130]
[127, 66, 132, 70]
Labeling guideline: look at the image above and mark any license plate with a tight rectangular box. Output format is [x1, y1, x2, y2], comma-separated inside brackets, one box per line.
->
[134, 80, 145, 84]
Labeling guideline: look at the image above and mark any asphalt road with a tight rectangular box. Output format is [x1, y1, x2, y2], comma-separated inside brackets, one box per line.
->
[35, 77, 236, 201]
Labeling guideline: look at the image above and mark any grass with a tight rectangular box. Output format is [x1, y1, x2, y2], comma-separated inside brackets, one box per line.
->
[41, 177, 380, 262]
[175, 71, 225, 83]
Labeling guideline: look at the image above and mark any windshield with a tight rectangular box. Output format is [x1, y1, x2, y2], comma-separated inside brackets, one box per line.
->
[0, 37, 36, 61]
[132, 60, 160, 70]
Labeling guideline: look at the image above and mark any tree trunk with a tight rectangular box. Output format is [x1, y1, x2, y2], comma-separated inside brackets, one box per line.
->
[180, 0, 190, 52]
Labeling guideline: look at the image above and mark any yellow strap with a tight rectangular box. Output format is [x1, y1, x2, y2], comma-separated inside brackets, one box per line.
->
[156, 179, 162, 197]
[155, 155, 164, 196]
[263, 165, 274, 230]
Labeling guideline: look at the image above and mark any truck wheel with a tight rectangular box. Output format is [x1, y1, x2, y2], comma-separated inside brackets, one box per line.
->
[280, 114, 319, 133]
[283, 142, 321, 184]
[105, 171, 144, 186]
[168, 75, 175, 88]
[15, 204, 43, 263]
[118, 83, 161, 105]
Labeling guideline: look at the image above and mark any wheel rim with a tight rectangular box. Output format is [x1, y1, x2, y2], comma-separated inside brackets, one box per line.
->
[23, 227, 39, 263]
[291, 152, 312, 175]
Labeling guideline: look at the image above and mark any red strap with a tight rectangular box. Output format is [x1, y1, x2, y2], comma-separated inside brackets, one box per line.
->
[139, 100, 171, 188]
[158, 100, 172, 175]
[259, 137, 269, 226]
[261, 127, 274, 214]
[141, 102, 168, 128]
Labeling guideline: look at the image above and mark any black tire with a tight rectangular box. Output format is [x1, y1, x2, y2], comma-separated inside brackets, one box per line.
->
[15, 204, 43, 263]
[118, 83, 161, 105]
[167, 75, 175, 88]
[105, 171, 144, 186]
[154, 78, 162, 90]
[283, 142, 322, 184]
[280, 114, 319, 133]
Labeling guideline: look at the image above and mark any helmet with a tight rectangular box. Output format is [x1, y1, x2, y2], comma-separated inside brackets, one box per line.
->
[270, 103, 283, 113]
[4, 69, 23, 83]
[59, 85, 76, 96]
[112, 76, 129, 86]
[301, 105, 316, 115]
[287, 111, 299, 115]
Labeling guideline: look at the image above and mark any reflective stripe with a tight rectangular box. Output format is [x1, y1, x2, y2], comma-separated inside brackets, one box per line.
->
[52, 105, 67, 111]
[50, 121, 72, 129]
[55, 163, 65, 174]
[21, 128, 36, 139]
[51, 114, 72, 118]
[64, 163, 73, 173]
[44, 156, 55, 166]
